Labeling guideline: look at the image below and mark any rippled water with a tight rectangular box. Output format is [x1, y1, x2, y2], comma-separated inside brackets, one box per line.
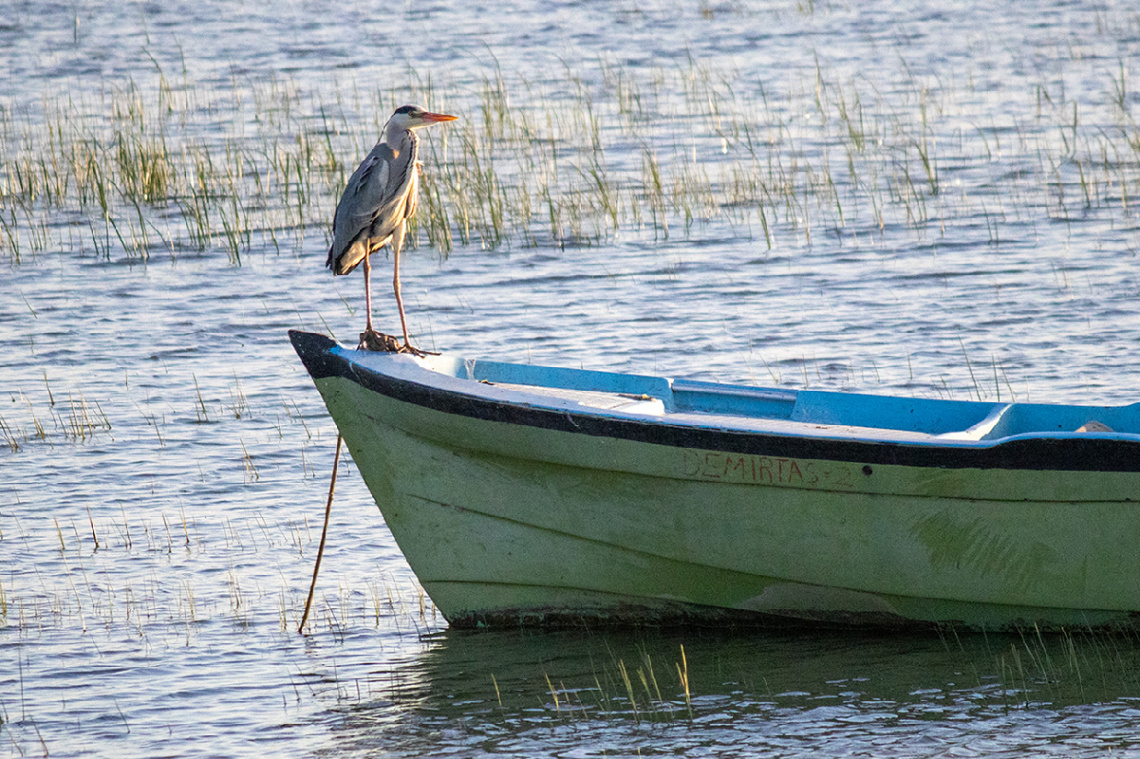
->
[3, 0, 1140, 756]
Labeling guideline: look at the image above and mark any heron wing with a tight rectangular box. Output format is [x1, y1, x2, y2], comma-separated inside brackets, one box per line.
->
[327, 136, 418, 274]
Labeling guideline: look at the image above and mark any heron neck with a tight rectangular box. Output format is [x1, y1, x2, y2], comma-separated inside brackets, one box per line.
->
[384, 123, 419, 156]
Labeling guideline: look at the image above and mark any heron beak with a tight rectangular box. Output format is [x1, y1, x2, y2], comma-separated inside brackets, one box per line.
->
[422, 111, 458, 123]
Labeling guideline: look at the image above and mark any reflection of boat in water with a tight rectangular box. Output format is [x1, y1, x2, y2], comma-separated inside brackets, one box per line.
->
[291, 330, 1140, 631]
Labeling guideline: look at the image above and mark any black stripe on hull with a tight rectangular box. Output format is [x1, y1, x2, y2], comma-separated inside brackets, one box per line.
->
[290, 330, 1140, 473]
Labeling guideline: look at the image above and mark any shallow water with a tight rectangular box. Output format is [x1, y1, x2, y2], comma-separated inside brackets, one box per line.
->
[3, 0, 1140, 756]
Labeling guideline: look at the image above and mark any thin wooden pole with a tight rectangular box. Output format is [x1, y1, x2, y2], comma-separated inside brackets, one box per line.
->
[299, 433, 342, 634]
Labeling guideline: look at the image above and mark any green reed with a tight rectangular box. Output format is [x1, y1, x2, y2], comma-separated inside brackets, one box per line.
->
[0, 386, 112, 450]
[517, 644, 694, 725]
[1, 46, 1137, 264]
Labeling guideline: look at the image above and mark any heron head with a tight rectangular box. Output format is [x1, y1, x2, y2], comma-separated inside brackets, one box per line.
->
[390, 104, 458, 130]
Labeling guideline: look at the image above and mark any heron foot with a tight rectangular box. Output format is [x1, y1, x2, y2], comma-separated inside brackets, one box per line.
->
[396, 341, 439, 357]
[358, 328, 402, 352]
[357, 329, 439, 356]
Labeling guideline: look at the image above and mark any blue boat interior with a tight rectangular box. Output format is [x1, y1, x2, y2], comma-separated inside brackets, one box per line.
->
[421, 355, 1140, 441]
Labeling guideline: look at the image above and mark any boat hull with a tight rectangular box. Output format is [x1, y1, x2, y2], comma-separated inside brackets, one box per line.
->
[291, 331, 1140, 630]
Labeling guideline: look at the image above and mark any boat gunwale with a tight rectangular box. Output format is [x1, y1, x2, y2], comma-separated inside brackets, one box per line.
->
[289, 331, 1140, 473]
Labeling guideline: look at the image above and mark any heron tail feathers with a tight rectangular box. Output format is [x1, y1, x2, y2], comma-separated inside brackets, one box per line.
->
[328, 239, 368, 275]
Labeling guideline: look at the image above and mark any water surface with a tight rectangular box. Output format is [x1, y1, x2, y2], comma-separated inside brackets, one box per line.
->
[3, 0, 1140, 756]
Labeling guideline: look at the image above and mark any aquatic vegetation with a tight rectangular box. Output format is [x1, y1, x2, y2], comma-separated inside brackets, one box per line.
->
[480, 629, 1140, 732]
[0, 502, 434, 637]
[0, 385, 112, 451]
[2, 45, 1137, 265]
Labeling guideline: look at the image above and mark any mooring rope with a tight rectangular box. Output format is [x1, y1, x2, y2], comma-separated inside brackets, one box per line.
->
[299, 433, 342, 633]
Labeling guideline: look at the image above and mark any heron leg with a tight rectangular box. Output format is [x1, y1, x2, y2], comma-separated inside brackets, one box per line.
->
[379, 224, 435, 356]
[362, 252, 375, 334]
[391, 224, 412, 348]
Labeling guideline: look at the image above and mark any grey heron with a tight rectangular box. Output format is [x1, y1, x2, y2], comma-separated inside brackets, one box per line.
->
[327, 104, 457, 353]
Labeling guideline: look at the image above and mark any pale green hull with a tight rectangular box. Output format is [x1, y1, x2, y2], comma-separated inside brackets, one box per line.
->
[315, 384, 1136, 630]
[292, 332, 1140, 630]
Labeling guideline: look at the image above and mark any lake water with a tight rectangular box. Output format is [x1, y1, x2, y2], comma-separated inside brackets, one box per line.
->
[3, 0, 1140, 756]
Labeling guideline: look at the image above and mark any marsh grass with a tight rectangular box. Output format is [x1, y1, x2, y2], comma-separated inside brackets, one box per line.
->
[0, 501, 435, 640]
[2, 49, 1137, 265]
[517, 644, 695, 725]
[0, 385, 113, 450]
[500, 629, 1140, 730]
[989, 626, 1140, 709]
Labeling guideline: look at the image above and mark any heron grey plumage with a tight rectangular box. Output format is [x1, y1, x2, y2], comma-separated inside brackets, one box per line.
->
[327, 104, 457, 353]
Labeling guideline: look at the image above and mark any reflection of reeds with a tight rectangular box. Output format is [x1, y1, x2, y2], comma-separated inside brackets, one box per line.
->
[3, 51, 1137, 263]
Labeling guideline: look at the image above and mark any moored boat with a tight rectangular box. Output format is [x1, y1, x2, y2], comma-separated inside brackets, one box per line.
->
[290, 330, 1140, 631]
